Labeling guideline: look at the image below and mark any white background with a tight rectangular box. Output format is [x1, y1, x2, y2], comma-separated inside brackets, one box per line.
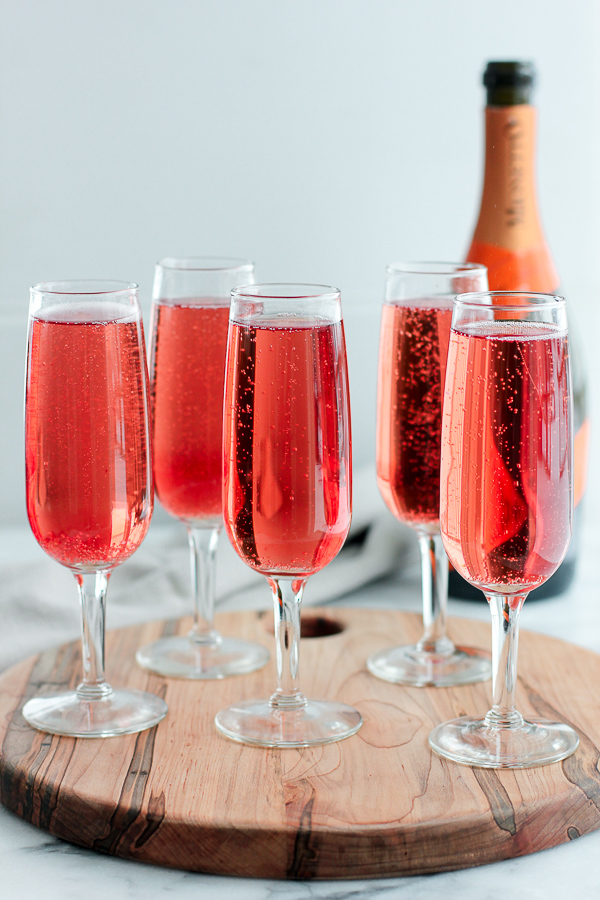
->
[1, 0, 598, 527]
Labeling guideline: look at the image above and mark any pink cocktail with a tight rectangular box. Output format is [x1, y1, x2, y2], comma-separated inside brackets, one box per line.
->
[216, 284, 362, 747]
[24, 281, 167, 738]
[135, 258, 269, 680]
[429, 290, 578, 768]
[368, 262, 491, 688]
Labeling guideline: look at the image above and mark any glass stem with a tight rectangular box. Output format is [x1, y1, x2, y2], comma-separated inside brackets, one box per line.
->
[187, 525, 222, 646]
[484, 593, 527, 729]
[268, 576, 307, 710]
[416, 531, 453, 654]
[75, 570, 113, 701]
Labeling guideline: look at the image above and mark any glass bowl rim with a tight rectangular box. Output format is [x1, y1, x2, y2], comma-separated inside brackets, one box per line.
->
[454, 290, 566, 311]
[386, 261, 488, 276]
[231, 283, 341, 301]
[30, 280, 139, 297]
[157, 256, 254, 272]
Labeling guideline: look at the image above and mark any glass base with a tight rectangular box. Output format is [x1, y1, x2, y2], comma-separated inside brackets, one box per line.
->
[215, 698, 363, 748]
[136, 635, 269, 680]
[429, 715, 580, 768]
[22, 688, 168, 738]
[366, 643, 491, 687]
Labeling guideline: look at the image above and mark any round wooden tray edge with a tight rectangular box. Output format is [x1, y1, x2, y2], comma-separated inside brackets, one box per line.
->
[2, 608, 600, 880]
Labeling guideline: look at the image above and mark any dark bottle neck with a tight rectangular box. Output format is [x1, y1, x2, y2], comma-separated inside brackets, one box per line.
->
[486, 85, 534, 106]
[483, 61, 535, 107]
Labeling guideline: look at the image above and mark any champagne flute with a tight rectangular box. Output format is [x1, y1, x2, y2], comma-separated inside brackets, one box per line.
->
[24, 281, 167, 737]
[367, 263, 492, 686]
[429, 291, 579, 767]
[136, 258, 269, 679]
[215, 284, 362, 747]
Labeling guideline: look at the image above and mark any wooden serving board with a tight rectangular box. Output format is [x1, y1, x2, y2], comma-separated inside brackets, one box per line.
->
[1, 608, 600, 879]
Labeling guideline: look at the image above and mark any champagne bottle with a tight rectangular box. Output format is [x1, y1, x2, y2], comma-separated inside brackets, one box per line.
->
[450, 60, 590, 600]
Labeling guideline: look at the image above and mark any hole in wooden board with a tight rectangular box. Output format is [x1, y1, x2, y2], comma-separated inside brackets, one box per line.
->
[301, 615, 345, 638]
[263, 614, 345, 639]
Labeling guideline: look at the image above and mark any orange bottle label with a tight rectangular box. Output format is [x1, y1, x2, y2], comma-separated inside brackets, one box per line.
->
[466, 239, 559, 293]
[466, 106, 559, 291]
[470, 107, 549, 246]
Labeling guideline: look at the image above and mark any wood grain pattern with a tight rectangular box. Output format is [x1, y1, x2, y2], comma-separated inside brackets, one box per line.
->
[1, 608, 600, 879]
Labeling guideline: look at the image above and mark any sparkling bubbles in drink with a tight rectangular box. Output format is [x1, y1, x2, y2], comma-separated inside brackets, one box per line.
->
[26, 300, 153, 569]
[223, 317, 352, 577]
[441, 319, 572, 594]
[376, 297, 452, 528]
[151, 300, 229, 523]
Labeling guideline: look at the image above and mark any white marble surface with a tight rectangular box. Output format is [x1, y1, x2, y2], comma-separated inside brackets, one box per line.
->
[2, 298, 600, 899]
